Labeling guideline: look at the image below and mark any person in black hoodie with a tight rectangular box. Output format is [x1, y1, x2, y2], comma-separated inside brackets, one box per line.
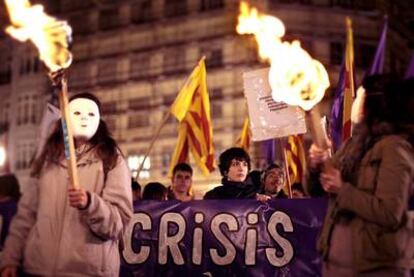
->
[204, 147, 264, 199]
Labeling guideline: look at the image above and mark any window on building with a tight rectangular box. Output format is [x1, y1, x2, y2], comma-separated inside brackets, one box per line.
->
[0, 67, 11, 85]
[30, 96, 37, 124]
[330, 0, 354, 9]
[300, 40, 313, 56]
[128, 98, 150, 111]
[330, 42, 344, 65]
[273, 0, 312, 4]
[211, 101, 223, 119]
[128, 113, 150, 128]
[163, 47, 186, 75]
[105, 117, 116, 130]
[209, 88, 223, 118]
[131, 0, 153, 24]
[356, 43, 375, 69]
[200, 0, 225, 11]
[128, 154, 151, 179]
[130, 53, 151, 79]
[98, 58, 118, 84]
[205, 48, 223, 69]
[163, 94, 177, 107]
[61, 0, 93, 12]
[69, 62, 93, 88]
[102, 102, 118, 115]
[33, 58, 39, 72]
[161, 149, 171, 176]
[99, 7, 121, 31]
[164, 0, 188, 18]
[209, 88, 223, 101]
[70, 13, 93, 35]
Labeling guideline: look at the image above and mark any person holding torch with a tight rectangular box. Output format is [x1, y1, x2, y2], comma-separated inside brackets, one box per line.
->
[306, 75, 414, 276]
[0, 93, 133, 277]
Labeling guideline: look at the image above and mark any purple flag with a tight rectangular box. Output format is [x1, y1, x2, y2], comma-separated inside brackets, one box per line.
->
[262, 139, 275, 164]
[405, 53, 414, 79]
[330, 64, 345, 152]
[367, 18, 387, 76]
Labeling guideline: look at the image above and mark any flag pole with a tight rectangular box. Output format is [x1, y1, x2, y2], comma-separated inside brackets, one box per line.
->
[135, 111, 171, 181]
[282, 145, 293, 199]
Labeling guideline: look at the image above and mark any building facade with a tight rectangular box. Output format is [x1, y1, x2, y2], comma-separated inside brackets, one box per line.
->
[0, 0, 412, 196]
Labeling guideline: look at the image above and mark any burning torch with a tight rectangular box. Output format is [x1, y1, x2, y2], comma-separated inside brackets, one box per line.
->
[5, 0, 79, 188]
[237, 2, 331, 152]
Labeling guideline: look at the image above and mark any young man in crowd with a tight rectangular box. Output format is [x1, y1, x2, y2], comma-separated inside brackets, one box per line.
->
[168, 162, 194, 202]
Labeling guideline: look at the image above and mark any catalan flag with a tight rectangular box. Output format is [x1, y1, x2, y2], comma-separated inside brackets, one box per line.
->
[285, 135, 306, 185]
[342, 17, 355, 142]
[235, 117, 251, 153]
[168, 58, 216, 176]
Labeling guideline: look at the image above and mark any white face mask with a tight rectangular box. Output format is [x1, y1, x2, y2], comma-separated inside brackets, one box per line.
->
[69, 98, 100, 140]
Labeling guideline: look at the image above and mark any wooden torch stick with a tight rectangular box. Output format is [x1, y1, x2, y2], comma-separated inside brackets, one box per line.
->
[282, 147, 293, 199]
[135, 111, 171, 181]
[305, 105, 333, 171]
[58, 74, 79, 189]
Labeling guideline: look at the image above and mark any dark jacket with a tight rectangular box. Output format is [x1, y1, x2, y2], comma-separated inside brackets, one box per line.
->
[204, 178, 259, 199]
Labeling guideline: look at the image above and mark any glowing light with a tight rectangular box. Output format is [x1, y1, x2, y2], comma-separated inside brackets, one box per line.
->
[237, 1, 329, 111]
[4, 0, 72, 72]
[127, 155, 151, 179]
[0, 145, 6, 167]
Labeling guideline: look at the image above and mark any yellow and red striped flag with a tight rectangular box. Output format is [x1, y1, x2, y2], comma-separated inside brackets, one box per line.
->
[342, 17, 356, 141]
[285, 135, 306, 185]
[235, 117, 251, 153]
[168, 57, 216, 176]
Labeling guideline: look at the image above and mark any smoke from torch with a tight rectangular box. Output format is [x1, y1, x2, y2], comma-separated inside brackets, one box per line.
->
[237, 1, 331, 149]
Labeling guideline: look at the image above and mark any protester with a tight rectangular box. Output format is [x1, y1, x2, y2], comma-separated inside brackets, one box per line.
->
[306, 75, 414, 276]
[291, 182, 306, 198]
[168, 162, 194, 202]
[260, 162, 288, 198]
[131, 178, 141, 202]
[0, 92, 133, 277]
[142, 182, 168, 200]
[204, 147, 268, 200]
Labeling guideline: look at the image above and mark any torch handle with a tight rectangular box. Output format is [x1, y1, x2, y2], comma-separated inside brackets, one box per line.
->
[306, 108, 329, 150]
[59, 77, 79, 189]
[305, 108, 335, 172]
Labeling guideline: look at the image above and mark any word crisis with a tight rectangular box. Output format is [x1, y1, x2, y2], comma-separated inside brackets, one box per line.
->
[122, 210, 295, 267]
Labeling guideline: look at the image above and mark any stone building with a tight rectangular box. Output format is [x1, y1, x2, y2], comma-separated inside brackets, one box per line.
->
[0, 0, 412, 196]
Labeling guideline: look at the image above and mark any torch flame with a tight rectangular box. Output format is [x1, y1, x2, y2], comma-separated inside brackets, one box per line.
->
[237, 1, 329, 111]
[4, 0, 73, 72]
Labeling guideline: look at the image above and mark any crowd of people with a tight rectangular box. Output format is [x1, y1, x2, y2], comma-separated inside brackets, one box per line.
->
[0, 75, 412, 276]
[134, 150, 306, 202]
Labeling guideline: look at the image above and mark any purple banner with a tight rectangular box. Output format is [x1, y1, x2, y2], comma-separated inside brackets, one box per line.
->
[121, 199, 327, 276]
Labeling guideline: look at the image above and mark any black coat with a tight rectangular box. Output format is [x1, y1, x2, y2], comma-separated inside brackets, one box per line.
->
[203, 179, 259, 199]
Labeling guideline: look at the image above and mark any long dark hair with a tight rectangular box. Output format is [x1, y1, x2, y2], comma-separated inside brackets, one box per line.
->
[337, 75, 399, 181]
[31, 93, 120, 176]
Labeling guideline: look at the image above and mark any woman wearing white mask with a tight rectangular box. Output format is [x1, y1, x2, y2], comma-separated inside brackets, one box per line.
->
[0, 93, 133, 277]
